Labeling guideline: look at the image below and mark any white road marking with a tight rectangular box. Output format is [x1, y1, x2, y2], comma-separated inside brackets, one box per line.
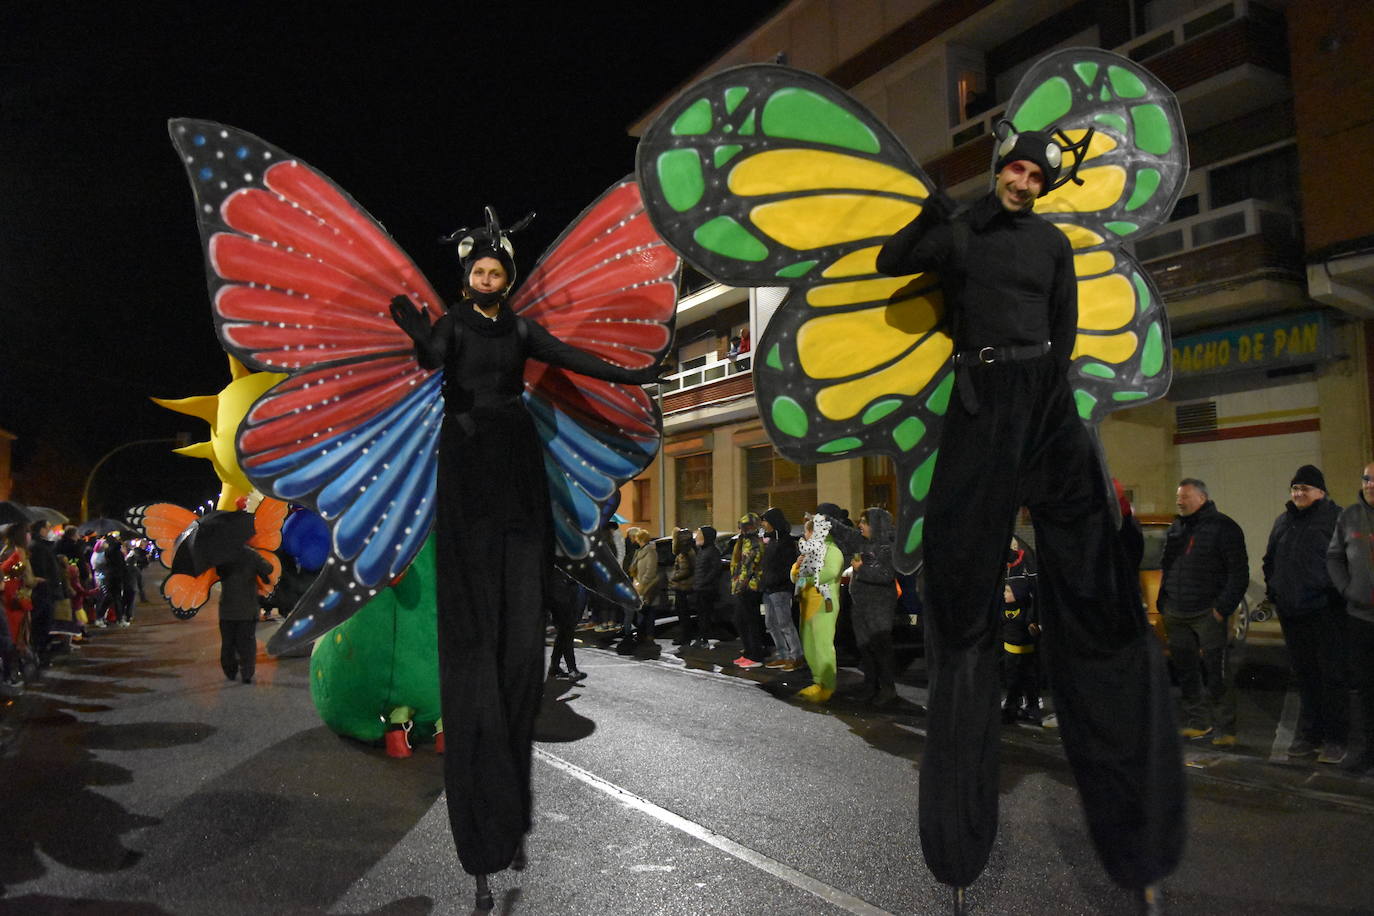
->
[536, 748, 896, 916]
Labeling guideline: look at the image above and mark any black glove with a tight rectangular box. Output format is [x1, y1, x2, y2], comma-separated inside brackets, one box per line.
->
[389, 295, 431, 342]
[921, 185, 957, 223]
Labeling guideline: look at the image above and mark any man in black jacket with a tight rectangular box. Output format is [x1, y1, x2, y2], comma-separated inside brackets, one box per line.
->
[1159, 478, 1248, 746]
[876, 129, 1184, 895]
[688, 525, 721, 646]
[1263, 465, 1345, 763]
[759, 508, 802, 670]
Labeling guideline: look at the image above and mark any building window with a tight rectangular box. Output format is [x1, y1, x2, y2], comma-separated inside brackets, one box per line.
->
[1208, 146, 1299, 211]
[674, 452, 713, 530]
[632, 478, 653, 528]
[862, 455, 897, 514]
[745, 445, 816, 524]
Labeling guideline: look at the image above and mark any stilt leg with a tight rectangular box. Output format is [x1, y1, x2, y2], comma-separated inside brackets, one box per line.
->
[952, 886, 967, 915]
[473, 874, 494, 913]
[511, 837, 528, 871]
[1141, 883, 1162, 915]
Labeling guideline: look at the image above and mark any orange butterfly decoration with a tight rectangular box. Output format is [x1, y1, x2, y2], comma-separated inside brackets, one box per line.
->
[129, 498, 287, 618]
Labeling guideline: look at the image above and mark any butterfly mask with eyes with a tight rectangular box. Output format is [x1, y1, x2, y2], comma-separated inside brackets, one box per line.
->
[993, 120, 1095, 192]
[440, 207, 535, 306]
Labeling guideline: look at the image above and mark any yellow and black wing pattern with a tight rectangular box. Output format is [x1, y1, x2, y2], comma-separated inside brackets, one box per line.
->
[636, 64, 953, 573]
[1004, 48, 1187, 424]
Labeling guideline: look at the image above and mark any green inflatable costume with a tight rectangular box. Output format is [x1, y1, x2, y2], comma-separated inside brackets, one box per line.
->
[309, 534, 441, 744]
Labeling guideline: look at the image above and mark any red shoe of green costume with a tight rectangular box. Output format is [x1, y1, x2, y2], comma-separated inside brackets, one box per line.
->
[309, 534, 441, 747]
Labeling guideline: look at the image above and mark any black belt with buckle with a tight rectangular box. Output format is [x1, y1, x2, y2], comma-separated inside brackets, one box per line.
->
[951, 342, 1051, 366]
[950, 341, 1051, 415]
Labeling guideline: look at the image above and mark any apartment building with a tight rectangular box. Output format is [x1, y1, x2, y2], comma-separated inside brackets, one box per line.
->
[620, 0, 1374, 580]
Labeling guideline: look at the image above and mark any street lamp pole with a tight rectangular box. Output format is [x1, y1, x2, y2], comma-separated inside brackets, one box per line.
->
[80, 438, 179, 523]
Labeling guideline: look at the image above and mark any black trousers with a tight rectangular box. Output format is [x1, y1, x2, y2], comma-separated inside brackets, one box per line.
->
[672, 589, 695, 642]
[919, 355, 1185, 890]
[1347, 615, 1374, 756]
[1002, 649, 1040, 711]
[29, 586, 54, 660]
[1278, 605, 1348, 745]
[548, 579, 586, 673]
[693, 588, 719, 637]
[218, 619, 257, 679]
[96, 579, 121, 622]
[437, 526, 546, 875]
[434, 407, 551, 876]
[733, 590, 766, 660]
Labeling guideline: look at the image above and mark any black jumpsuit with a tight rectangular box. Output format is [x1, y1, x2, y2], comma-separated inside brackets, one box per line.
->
[412, 301, 653, 875]
[877, 193, 1185, 890]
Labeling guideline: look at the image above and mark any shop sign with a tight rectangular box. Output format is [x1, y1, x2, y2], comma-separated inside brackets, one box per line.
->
[1171, 311, 1330, 379]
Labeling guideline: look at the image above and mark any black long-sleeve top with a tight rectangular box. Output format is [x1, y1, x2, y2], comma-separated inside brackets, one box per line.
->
[410, 301, 656, 412]
[876, 193, 1077, 368]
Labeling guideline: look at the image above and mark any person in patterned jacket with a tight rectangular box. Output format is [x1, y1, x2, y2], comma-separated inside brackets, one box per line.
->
[729, 513, 765, 668]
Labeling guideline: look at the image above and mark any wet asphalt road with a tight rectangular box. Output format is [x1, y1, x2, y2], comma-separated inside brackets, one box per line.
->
[4, 600, 1374, 915]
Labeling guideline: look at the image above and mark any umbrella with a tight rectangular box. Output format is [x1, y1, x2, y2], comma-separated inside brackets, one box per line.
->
[78, 517, 138, 537]
[29, 507, 70, 526]
[170, 510, 255, 576]
[0, 502, 38, 527]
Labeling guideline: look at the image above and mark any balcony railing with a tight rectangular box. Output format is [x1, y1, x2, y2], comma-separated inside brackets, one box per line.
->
[937, 0, 1284, 184]
[1132, 198, 1298, 264]
[1119, 0, 1270, 63]
[651, 351, 752, 400]
[948, 104, 1007, 151]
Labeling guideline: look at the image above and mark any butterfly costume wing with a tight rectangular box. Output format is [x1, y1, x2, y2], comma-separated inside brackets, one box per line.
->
[1002, 48, 1185, 422]
[512, 178, 679, 607]
[128, 497, 288, 617]
[636, 64, 951, 573]
[171, 121, 675, 647]
[170, 119, 447, 651]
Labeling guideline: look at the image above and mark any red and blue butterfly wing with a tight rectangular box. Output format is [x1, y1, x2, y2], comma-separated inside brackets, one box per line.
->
[511, 179, 678, 605]
[169, 119, 443, 652]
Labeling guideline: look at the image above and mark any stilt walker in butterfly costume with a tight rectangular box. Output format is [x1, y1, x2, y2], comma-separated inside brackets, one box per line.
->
[636, 50, 1186, 907]
[168, 121, 677, 911]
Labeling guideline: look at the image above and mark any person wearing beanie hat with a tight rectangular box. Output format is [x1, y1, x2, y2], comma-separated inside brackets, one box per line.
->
[1291, 464, 1326, 492]
[873, 114, 1186, 894]
[1264, 465, 1345, 763]
[385, 206, 666, 901]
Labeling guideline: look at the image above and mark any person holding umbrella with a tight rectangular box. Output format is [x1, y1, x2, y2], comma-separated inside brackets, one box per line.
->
[174, 510, 267, 683]
[216, 544, 272, 683]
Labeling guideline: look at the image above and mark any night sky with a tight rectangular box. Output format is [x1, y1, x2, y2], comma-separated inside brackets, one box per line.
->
[0, 0, 780, 519]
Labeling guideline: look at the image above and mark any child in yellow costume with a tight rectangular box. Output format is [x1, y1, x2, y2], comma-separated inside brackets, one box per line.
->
[792, 514, 843, 702]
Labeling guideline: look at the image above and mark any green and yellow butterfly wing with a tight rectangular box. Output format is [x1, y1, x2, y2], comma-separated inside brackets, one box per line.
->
[1004, 48, 1187, 424]
[636, 64, 952, 572]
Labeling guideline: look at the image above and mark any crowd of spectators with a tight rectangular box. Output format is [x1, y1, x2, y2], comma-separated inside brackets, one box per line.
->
[0, 522, 152, 691]
[557, 464, 1374, 775]
[569, 503, 931, 710]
